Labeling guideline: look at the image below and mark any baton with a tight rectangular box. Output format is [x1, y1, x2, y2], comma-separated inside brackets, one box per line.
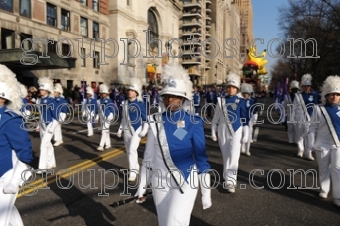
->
[109, 192, 152, 208]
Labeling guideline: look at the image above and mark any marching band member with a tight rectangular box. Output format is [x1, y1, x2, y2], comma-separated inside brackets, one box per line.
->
[193, 85, 201, 115]
[308, 75, 340, 206]
[97, 84, 115, 151]
[283, 80, 300, 143]
[53, 83, 68, 147]
[117, 78, 147, 181]
[84, 86, 98, 137]
[293, 74, 319, 160]
[240, 83, 258, 156]
[36, 77, 58, 172]
[136, 64, 211, 226]
[0, 65, 33, 226]
[211, 73, 249, 193]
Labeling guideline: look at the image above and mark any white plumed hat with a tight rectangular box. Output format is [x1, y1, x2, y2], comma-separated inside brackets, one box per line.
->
[99, 83, 109, 94]
[86, 86, 94, 96]
[321, 75, 340, 104]
[240, 83, 252, 94]
[18, 82, 28, 98]
[290, 80, 300, 89]
[301, 74, 312, 86]
[54, 83, 63, 95]
[160, 63, 193, 101]
[226, 73, 241, 89]
[38, 77, 54, 93]
[0, 64, 23, 114]
[127, 77, 144, 101]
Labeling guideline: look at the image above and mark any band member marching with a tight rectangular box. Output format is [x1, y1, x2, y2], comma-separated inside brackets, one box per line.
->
[240, 83, 258, 156]
[211, 73, 249, 193]
[37, 77, 58, 172]
[283, 80, 300, 143]
[136, 64, 211, 226]
[117, 78, 147, 181]
[308, 75, 340, 207]
[53, 83, 68, 147]
[193, 85, 201, 116]
[0, 65, 33, 226]
[97, 84, 115, 151]
[293, 74, 319, 160]
[84, 86, 98, 137]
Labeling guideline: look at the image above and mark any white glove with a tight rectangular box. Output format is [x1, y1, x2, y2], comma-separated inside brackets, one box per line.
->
[60, 112, 66, 122]
[138, 123, 149, 138]
[95, 114, 99, 121]
[308, 132, 315, 151]
[117, 128, 122, 138]
[252, 113, 258, 125]
[242, 126, 249, 143]
[198, 173, 212, 210]
[3, 160, 30, 194]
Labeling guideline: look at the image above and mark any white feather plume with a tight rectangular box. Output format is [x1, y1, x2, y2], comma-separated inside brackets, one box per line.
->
[161, 63, 193, 101]
[18, 83, 28, 98]
[301, 73, 312, 86]
[0, 64, 22, 114]
[321, 75, 340, 104]
[38, 76, 54, 97]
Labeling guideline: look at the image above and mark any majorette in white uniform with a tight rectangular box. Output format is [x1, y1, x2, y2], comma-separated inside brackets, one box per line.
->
[211, 73, 250, 193]
[283, 80, 300, 143]
[97, 84, 115, 151]
[36, 77, 58, 173]
[308, 75, 340, 207]
[117, 78, 147, 181]
[293, 74, 318, 160]
[0, 64, 33, 226]
[240, 83, 258, 156]
[53, 83, 68, 147]
[83, 86, 98, 137]
[136, 64, 211, 226]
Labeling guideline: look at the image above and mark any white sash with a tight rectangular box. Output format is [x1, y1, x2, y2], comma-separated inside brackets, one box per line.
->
[319, 105, 340, 148]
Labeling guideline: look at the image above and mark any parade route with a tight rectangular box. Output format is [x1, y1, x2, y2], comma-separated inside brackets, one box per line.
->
[15, 98, 340, 226]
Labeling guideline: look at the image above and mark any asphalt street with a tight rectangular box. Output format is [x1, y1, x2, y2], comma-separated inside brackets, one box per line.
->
[16, 97, 340, 226]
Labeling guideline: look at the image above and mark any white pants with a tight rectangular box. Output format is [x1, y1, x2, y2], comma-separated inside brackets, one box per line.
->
[295, 123, 312, 157]
[287, 122, 295, 143]
[39, 122, 56, 169]
[124, 126, 142, 172]
[87, 116, 94, 136]
[99, 113, 113, 147]
[315, 148, 340, 199]
[152, 169, 198, 226]
[218, 127, 242, 186]
[54, 123, 63, 142]
[241, 125, 253, 153]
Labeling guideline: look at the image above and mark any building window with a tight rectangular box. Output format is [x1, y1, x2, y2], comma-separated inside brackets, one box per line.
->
[48, 40, 56, 54]
[0, 0, 13, 12]
[47, 3, 57, 27]
[61, 9, 70, 31]
[20, 33, 33, 50]
[67, 80, 73, 90]
[80, 17, 88, 37]
[19, 0, 30, 17]
[127, 0, 129, 6]
[93, 0, 98, 11]
[80, 48, 86, 67]
[93, 22, 99, 39]
[147, 9, 159, 49]
[62, 43, 70, 56]
[80, 0, 87, 6]
[1, 28, 15, 49]
[93, 51, 100, 69]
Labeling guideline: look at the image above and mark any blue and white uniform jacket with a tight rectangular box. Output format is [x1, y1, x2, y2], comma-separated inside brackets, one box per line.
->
[293, 91, 319, 122]
[98, 97, 115, 118]
[0, 106, 33, 178]
[119, 99, 147, 134]
[37, 96, 58, 128]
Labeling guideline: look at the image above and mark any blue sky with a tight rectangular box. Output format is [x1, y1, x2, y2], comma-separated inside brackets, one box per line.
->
[251, 0, 290, 77]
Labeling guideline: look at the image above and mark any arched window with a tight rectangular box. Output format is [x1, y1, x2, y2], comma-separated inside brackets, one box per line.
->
[147, 9, 159, 49]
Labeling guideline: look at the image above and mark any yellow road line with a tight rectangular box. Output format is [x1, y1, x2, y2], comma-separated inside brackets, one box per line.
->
[18, 138, 147, 198]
